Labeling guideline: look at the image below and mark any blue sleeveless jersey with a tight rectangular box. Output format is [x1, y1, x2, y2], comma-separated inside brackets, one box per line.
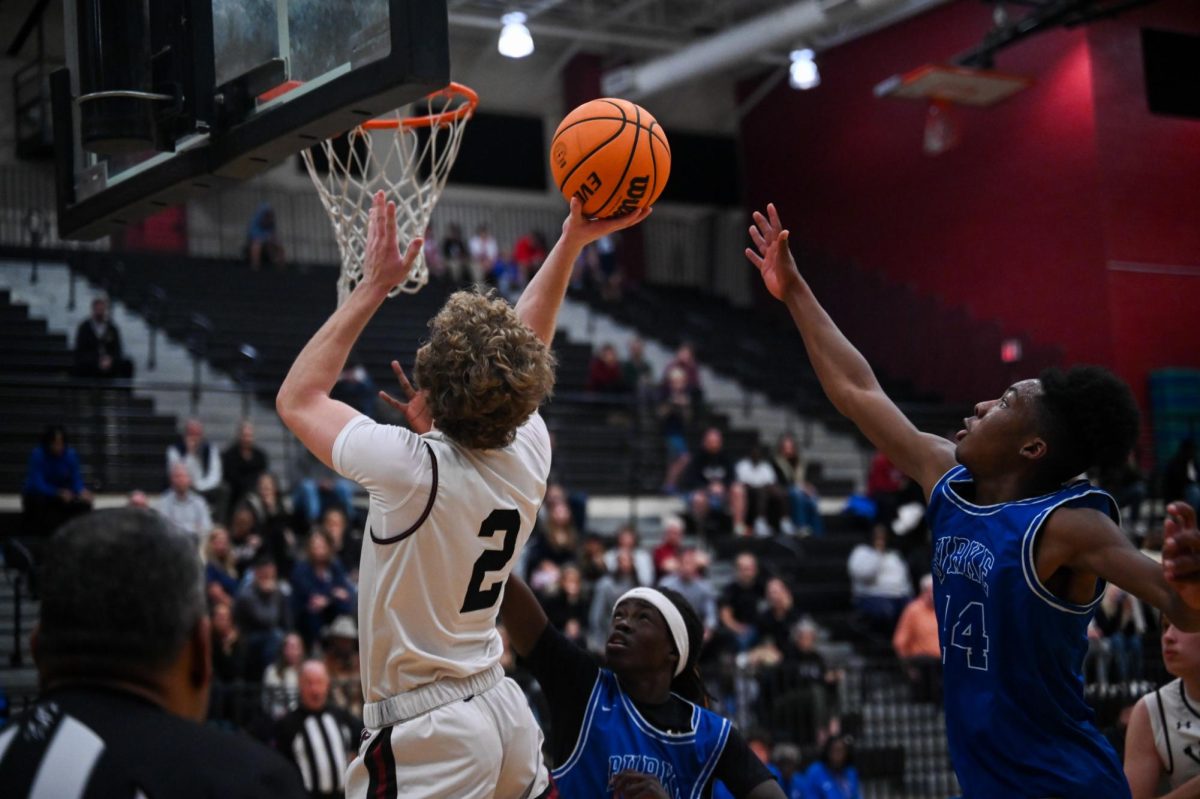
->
[551, 670, 731, 799]
[927, 465, 1129, 799]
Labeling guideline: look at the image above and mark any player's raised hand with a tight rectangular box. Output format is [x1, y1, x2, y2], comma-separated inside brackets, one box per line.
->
[744, 202, 803, 302]
[379, 360, 433, 434]
[362, 191, 422, 292]
[1163, 502, 1200, 608]
[609, 771, 669, 799]
[561, 196, 652, 249]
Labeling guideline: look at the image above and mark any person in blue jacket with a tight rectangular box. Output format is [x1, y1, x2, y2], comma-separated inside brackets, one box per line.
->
[22, 425, 92, 537]
[803, 736, 860, 799]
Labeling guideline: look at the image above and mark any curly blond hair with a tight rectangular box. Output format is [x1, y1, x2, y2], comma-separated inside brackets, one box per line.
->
[415, 290, 556, 450]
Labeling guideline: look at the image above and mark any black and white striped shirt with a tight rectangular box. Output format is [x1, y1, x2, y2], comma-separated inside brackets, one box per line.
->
[0, 687, 305, 799]
[274, 705, 362, 799]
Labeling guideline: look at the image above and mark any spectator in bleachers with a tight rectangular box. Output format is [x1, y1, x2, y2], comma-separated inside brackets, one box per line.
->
[653, 515, 687, 578]
[622, 337, 656, 407]
[322, 616, 364, 718]
[804, 735, 862, 799]
[291, 448, 356, 529]
[754, 578, 801, 658]
[594, 233, 621, 301]
[685, 427, 751, 537]
[512, 228, 547, 286]
[604, 525, 656, 587]
[585, 343, 628, 394]
[658, 546, 718, 632]
[664, 341, 703, 403]
[892, 575, 941, 703]
[525, 501, 579, 574]
[222, 420, 269, 514]
[772, 434, 823, 537]
[234, 556, 294, 680]
[866, 450, 903, 525]
[719, 552, 766, 653]
[21, 424, 93, 537]
[1095, 583, 1147, 683]
[1099, 451, 1148, 538]
[204, 526, 239, 609]
[246, 203, 285, 269]
[156, 462, 213, 540]
[210, 602, 247, 700]
[247, 472, 298, 577]
[759, 618, 842, 748]
[291, 530, 356, 648]
[736, 445, 785, 537]
[330, 357, 377, 416]
[847, 524, 912, 632]
[228, 503, 265, 575]
[167, 418, 227, 516]
[770, 743, 808, 799]
[685, 485, 734, 541]
[579, 532, 609, 583]
[658, 366, 695, 493]
[318, 506, 362, 581]
[127, 489, 151, 509]
[542, 563, 591, 648]
[1164, 438, 1200, 509]
[440, 223, 469, 283]
[589, 549, 641, 651]
[422, 224, 443, 278]
[713, 732, 784, 799]
[468, 223, 499, 286]
[72, 294, 134, 379]
[263, 632, 304, 720]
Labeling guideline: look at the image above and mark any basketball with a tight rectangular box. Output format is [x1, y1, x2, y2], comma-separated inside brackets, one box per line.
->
[550, 98, 670, 218]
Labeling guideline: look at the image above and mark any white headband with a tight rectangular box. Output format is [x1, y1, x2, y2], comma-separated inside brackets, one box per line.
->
[614, 587, 690, 677]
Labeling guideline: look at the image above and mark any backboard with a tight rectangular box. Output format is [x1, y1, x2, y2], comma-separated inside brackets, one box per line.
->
[53, 0, 449, 240]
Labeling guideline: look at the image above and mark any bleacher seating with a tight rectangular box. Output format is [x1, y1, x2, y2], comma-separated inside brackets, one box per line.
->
[0, 289, 180, 506]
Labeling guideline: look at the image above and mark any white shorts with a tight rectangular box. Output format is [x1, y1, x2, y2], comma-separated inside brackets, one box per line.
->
[346, 676, 551, 799]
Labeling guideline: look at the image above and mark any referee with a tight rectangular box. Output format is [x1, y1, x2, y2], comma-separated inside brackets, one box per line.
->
[274, 659, 362, 799]
[0, 508, 305, 799]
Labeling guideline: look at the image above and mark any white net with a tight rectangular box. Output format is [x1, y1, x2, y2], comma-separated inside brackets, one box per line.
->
[301, 84, 476, 305]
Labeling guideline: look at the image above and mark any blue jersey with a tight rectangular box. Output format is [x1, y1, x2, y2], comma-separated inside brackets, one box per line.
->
[927, 465, 1129, 798]
[551, 670, 732, 799]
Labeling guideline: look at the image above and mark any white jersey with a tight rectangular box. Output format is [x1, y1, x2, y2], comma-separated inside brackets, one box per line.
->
[1144, 677, 1200, 788]
[333, 412, 551, 702]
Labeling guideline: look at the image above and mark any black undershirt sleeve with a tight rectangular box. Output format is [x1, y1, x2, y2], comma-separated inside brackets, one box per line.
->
[522, 623, 602, 765]
[712, 726, 776, 797]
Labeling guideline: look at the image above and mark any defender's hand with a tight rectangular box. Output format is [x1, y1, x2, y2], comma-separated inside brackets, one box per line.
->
[744, 202, 803, 302]
[1164, 502, 1200, 608]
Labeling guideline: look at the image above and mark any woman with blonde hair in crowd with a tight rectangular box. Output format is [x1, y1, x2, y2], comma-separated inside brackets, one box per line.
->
[263, 632, 305, 719]
[204, 526, 238, 608]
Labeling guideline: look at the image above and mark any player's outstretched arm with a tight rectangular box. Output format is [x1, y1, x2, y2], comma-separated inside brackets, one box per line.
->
[744, 203, 955, 496]
[499, 572, 549, 659]
[515, 198, 651, 346]
[1041, 504, 1200, 632]
[277, 192, 422, 468]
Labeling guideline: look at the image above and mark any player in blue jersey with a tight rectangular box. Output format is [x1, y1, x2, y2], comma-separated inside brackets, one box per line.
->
[744, 201, 1200, 799]
[500, 573, 786, 799]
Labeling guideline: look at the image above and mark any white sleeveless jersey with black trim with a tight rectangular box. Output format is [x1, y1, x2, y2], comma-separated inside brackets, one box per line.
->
[1145, 678, 1200, 788]
[332, 412, 551, 702]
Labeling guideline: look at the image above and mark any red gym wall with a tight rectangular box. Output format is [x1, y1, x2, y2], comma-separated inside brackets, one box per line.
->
[738, 0, 1200, 413]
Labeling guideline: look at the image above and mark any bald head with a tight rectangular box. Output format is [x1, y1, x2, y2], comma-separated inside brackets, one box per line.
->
[299, 659, 330, 711]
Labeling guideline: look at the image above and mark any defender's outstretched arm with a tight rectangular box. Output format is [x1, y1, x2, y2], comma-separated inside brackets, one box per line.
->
[745, 203, 955, 496]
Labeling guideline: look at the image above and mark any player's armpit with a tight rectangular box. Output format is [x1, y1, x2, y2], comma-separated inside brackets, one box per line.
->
[1044, 507, 1200, 631]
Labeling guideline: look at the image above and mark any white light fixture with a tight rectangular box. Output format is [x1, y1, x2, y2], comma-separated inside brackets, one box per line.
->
[789, 48, 820, 90]
[498, 12, 534, 58]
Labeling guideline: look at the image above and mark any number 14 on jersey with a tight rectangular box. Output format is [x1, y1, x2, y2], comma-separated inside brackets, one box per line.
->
[943, 597, 990, 671]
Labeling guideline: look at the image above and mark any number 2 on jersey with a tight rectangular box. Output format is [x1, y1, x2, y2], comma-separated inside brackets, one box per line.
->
[944, 598, 990, 671]
[460, 509, 521, 613]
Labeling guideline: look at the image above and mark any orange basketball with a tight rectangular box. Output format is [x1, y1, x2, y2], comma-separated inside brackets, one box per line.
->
[550, 98, 670, 218]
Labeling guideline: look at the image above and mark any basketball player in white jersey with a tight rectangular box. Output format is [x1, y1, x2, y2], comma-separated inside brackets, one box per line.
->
[276, 191, 650, 798]
[1125, 617, 1200, 798]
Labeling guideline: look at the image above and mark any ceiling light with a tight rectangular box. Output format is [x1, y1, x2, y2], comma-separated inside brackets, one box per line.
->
[789, 49, 820, 90]
[499, 12, 534, 59]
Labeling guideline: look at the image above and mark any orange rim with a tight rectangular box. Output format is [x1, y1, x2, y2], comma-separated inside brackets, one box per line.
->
[361, 82, 478, 130]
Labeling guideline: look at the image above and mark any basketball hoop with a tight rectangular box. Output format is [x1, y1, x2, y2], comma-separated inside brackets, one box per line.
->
[301, 82, 478, 304]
